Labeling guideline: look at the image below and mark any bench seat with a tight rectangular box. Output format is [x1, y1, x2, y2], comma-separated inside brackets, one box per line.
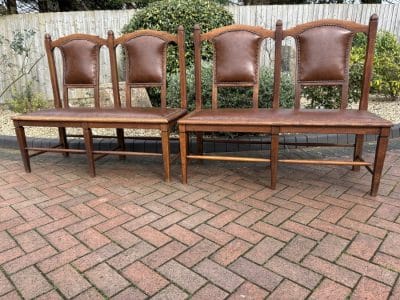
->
[179, 108, 392, 128]
[179, 17, 392, 197]
[13, 107, 187, 125]
[13, 29, 188, 181]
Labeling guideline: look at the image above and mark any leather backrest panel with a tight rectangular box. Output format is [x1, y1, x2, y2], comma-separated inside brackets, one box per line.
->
[59, 39, 98, 85]
[124, 36, 166, 84]
[297, 26, 353, 82]
[214, 31, 262, 83]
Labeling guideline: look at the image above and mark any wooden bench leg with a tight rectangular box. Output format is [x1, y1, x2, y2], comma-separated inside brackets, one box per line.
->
[370, 129, 389, 196]
[270, 131, 279, 189]
[58, 127, 69, 157]
[179, 127, 188, 184]
[196, 132, 203, 155]
[116, 128, 126, 160]
[161, 129, 171, 182]
[14, 123, 31, 173]
[83, 127, 96, 177]
[196, 132, 203, 165]
[352, 134, 364, 171]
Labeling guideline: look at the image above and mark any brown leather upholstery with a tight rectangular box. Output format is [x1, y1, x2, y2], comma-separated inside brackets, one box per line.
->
[214, 31, 262, 83]
[179, 108, 392, 128]
[297, 26, 353, 82]
[124, 36, 166, 84]
[59, 39, 99, 85]
[13, 107, 187, 124]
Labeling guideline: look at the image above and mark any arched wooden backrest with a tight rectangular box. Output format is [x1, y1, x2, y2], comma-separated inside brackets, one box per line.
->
[45, 33, 107, 109]
[280, 14, 378, 110]
[194, 24, 277, 110]
[108, 27, 187, 109]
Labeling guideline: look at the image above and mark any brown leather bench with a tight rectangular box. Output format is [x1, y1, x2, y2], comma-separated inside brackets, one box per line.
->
[12, 16, 392, 196]
[178, 15, 392, 196]
[12, 28, 187, 181]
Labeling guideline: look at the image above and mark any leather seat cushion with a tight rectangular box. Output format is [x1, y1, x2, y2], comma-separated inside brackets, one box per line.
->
[13, 107, 187, 124]
[178, 108, 392, 128]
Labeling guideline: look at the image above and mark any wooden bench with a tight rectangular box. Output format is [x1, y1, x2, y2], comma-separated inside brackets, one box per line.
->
[178, 15, 392, 196]
[12, 28, 187, 181]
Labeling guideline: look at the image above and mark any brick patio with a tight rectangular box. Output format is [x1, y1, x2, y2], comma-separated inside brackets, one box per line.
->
[0, 139, 400, 299]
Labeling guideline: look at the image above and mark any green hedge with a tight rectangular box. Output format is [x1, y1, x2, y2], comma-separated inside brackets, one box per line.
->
[122, 0, 234, 72]
[370, 31, 400, 100]
[163, 63, 294, 110]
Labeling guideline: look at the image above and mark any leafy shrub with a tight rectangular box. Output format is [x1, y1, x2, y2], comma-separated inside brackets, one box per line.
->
[5, 81, 48, 113]
[166, 63, 294, 110]
[122, 0, 234, 72]
[370, 31, 400, 100]
[303, 30, 400, 108]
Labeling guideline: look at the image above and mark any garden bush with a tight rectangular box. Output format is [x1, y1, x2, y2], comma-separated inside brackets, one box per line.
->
[122, 0, 234, 73]
[370, 31, 400, 100]
[166, 63, 294, 110]
[5, 81, 48, 113]
[303, 30, 400, 108]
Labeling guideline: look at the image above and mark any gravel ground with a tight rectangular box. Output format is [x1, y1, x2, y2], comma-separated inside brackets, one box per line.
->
[366, 100, 400, 123]
[1, 99, 399, 138]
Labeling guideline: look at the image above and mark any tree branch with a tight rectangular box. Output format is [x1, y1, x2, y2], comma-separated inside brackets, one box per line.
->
[0, 55, 43, 99]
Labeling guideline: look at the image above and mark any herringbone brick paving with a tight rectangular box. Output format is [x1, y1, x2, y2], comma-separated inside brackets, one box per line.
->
[1, 139, 400, 299]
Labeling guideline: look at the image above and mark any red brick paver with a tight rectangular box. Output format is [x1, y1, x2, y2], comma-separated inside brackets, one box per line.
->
[352, 277, 391, 300]
[47, 265, 91, 298]
[85, 263, 130, 297]
[122, 261, 168, 296]
[1, 145, 400, 298]
[10, 266, 52, 299]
